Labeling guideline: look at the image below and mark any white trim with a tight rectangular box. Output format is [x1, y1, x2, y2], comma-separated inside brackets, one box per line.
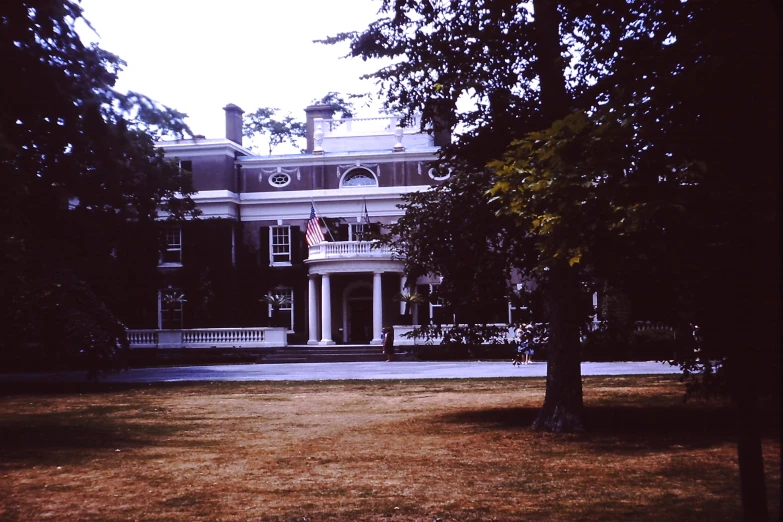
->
[158, 226, 182, 266]
[269, 225, 292, 266]
[236, 148, 439, 168]
[428, 167, 453, 181]
[157, 138, 251, 158]
[340, 167, 378, 188]
[268, 172, 292, 188]
[268, 287, 294, 333]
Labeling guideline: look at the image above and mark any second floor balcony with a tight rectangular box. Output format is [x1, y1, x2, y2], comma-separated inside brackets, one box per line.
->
[307, 241, 396, 261]
[305, 240, 404, 275]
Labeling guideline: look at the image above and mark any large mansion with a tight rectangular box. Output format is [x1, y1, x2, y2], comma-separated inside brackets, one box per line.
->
[153, 103, 464, 346]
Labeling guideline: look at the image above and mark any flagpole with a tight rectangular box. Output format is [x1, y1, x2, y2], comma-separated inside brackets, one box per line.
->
[361, 197, 371, 241]
[311, 199, 336, 242]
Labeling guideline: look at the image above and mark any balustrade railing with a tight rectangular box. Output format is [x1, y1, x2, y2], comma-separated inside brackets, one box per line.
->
[127, 327, 286, 348]
[307, 241, 396, 261]
[318, 114, 422, 137]
[127, 329, 158, 346]
[183, 328, 265, 345]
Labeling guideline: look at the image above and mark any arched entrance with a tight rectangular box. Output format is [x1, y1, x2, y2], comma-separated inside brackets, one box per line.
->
[343, 282, 372, 344]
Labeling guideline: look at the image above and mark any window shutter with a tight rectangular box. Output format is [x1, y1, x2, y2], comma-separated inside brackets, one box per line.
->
[291, 227, 302, 263]
[259, 226, 270, 266]
[338, 224, 349, 242]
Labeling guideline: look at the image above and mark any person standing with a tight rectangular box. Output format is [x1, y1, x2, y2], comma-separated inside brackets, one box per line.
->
[523, 324, 535, 364]
[382, 326, 395, 362]
[513, 323, 525, 366]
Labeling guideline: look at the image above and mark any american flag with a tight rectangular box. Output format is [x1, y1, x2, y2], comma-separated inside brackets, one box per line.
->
[306, 204, 325, 246]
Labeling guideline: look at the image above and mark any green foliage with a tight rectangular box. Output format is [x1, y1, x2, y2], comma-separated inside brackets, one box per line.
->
[394, 291, 425, 317]
[406, 323, 512, 360]
[333, 0, 780, 401]
[1, 254, 129, 377]
[260, 293, 292, 328]
[312, 92, 361, 118]
[384, 168, 526, 326]
[0, 0, 199, 375]
[260, 293, 292, 309]
[242, 107, 306, 155]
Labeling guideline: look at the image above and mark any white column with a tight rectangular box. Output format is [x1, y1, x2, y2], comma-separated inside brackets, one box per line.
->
[371, 271, 383, 344]
[320, 273, 335, 344]
[307, 274, 319, 345]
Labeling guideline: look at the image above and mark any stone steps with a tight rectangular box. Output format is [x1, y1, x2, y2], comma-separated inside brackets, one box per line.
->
[260, 345, 409, 364]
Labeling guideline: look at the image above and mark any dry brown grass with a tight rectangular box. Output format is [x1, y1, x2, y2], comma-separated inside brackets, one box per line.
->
[0, 376, 779, 522]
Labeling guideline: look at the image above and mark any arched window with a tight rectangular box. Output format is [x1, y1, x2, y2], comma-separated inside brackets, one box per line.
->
[341, 168, 377, 188]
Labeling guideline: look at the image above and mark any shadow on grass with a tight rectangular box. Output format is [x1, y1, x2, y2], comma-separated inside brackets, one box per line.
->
[439, 404, 780, 451]
[0, 410, 184, 466]
[0, 380, 214, 397]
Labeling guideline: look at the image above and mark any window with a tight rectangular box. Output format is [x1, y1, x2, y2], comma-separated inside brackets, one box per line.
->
[428, 167, 452, 181]
[179, 160, 192, 173]
[160, 288, 185, 329]
[268, 172, 291, 188]
[268, 287, 294, 332]
[349, 223, 367, 241]
[429, 283, 446, 324]
[341, 168, 377, 187]
[348, 222, 380, 241]
[270, 226, 291, 265]
[160, 227, 182, 265]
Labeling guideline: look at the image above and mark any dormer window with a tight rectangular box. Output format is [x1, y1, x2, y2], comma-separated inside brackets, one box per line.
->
[341, 168, 377, 188]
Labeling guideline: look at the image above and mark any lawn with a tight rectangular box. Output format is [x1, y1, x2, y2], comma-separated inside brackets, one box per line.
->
[0, 376, 779, 521]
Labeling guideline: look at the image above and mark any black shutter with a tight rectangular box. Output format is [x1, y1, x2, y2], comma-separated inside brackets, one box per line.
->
[338, 223, 349, 242]
[291, 227, 301, 263]
[259, 226, 270, 267]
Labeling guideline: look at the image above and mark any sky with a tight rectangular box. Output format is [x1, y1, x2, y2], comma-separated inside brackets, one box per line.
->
[76, 0, 388, 150]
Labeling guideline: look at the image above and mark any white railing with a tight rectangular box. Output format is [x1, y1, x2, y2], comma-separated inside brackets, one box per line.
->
[183, 328, 265, 346]
[318, 115, 423, 137]
[127, 327, 287, 348]
[307, 241, 397, 261]
[633, 321, 676, 338]
[128, 329, 158, 346]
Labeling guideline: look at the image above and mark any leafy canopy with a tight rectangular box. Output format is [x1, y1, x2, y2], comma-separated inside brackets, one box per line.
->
[1, 0, 200, 374]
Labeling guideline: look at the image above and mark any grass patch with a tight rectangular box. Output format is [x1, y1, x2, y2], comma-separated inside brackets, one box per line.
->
[0, 376, 778, 521]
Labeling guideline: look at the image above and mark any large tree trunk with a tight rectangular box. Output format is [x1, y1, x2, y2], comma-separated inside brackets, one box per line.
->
[533, 258, 585, 432]
[733, 357, 770, 522]
[530, 0, 586, 432]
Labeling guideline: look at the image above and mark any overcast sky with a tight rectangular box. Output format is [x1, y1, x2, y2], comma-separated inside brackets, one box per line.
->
[77, 0, 387, 149]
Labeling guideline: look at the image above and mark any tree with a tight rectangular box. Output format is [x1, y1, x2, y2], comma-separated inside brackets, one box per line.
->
[326, 0, 687, 431]
[384, 166, 529, 326]
[243, 93, 362, 155]
[313, 91, 359, 118]
[242, 107, 306, 155]
[329, 2, 778, 518]
[0, 0, 198, 375]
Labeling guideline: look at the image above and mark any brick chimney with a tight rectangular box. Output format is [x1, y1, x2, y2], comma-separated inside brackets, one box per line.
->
[223, 103, 244, 145]
[304, 104, 335, 154]
[424, 98, 453, 148]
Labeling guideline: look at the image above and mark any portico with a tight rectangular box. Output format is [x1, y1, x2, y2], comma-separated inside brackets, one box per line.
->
[304, 241, 404, 345]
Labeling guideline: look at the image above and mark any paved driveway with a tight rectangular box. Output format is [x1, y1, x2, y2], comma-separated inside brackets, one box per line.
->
[0, 361, 681, 384]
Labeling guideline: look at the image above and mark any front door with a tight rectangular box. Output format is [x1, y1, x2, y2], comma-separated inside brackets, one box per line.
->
[347, 298, 372, 344]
